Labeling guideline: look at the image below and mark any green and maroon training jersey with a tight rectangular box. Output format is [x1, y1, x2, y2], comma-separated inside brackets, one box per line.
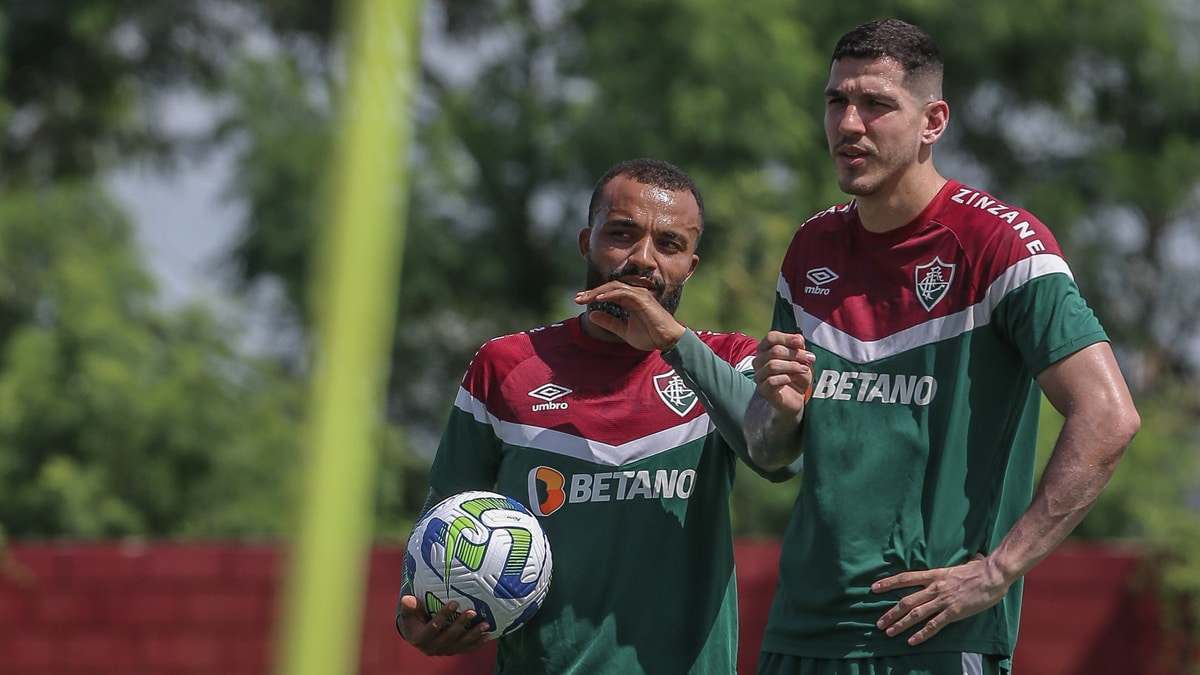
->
[761, 180, 1107, 661]
[428, 316, 759, 674]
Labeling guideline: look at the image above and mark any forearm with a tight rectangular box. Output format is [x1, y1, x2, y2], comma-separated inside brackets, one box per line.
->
[662, 330, 752, 440]
[742, 391, 804, 472]
[986, 408, 1136, 584]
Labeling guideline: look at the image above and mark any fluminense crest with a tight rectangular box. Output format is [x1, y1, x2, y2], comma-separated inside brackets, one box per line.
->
[654, 371, 698, 417]
[914, 256, 955, 311]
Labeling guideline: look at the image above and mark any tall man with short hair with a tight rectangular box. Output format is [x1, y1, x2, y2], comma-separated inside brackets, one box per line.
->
[744, 19, 1140, 675]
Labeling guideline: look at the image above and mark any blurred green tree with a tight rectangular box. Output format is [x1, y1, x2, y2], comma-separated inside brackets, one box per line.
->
[0, 0, 430, 541]
[0, 183, 304, 537]
[0, 1, 239, 186]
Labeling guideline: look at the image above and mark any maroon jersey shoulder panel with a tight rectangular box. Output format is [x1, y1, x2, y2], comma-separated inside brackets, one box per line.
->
[459, 317, 752, 446]
[690, 329, 758, 366]
[781, 181, 1068, 342]
[938, 181, 1066, 281]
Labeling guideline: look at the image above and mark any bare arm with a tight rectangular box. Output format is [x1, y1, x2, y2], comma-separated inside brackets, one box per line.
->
[873, 341, 1140, 645]
[987, 341, 1140, 582]
[743, 331, 815, 472]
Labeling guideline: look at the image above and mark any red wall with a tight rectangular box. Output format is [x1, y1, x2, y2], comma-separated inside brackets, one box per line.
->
[0, 540, 1183, 674]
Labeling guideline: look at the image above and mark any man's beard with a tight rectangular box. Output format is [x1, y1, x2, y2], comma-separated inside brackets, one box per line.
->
[584, 260, 684, 321]
[831, 138, 914, 197]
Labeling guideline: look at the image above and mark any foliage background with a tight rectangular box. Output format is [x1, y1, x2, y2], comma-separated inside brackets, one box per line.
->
[1, 0, 1198, 651]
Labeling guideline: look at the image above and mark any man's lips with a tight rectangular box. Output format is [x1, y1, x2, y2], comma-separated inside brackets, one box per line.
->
[621, 276, 659, 291]
[836, 147, 869, 167]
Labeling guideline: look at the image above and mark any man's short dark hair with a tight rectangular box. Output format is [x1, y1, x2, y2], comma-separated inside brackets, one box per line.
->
[832, 19, 943, 98]
[587, 158, 705, 233]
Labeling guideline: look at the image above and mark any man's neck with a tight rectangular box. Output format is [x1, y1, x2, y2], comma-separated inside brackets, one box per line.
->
[857, 170, 948, 234]
[579, 310, 623, 342]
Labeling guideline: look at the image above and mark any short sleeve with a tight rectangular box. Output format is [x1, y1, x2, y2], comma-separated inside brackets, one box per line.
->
[992, 273, 1108, 375]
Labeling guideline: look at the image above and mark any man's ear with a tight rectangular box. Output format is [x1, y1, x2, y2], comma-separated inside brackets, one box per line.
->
[578, 227, 592, 258]
[922, 99, 949, 146]
[684, 253, 699, 284]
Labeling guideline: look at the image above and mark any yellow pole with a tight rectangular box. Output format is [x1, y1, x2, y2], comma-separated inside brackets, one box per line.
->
[276, 1, 422, 674]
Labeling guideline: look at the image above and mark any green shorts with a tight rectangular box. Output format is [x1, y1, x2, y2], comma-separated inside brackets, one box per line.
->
[756, 651, 1010, 675]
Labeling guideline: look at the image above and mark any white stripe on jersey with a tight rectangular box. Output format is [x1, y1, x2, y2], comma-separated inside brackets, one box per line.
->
[783, 253, 1073, 364]
[454, 387, 716, 466]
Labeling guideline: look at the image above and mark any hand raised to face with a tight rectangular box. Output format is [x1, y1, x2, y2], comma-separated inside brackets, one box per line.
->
[575, 281, 686, 352]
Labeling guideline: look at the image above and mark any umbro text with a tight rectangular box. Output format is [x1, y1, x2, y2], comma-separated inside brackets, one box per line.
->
[532, 401, 568, 411]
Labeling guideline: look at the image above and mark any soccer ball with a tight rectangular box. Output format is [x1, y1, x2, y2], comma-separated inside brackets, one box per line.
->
[404, 490, 553, 637]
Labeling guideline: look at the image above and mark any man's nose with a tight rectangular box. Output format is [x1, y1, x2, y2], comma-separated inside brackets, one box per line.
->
[626, 236, 657, 271]
[839, 105, 865, 135]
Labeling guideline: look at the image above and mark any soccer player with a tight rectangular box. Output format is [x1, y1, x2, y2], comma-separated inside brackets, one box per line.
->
[398, 157, 794, 673]
[743, 19, 1140, 675]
